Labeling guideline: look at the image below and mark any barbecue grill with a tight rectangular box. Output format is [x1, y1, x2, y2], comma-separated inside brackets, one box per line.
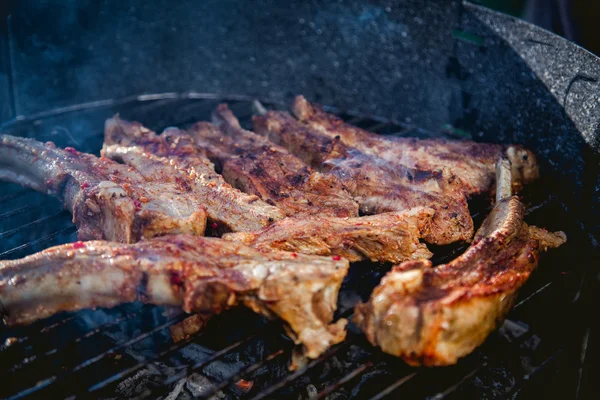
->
[1, 1, 599, 399]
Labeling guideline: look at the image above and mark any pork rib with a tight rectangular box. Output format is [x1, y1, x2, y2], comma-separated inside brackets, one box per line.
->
[103, 117, 285, 232]
[186, 104, 358, 218]
[0, 235, 348, 359]
[354, 159, 566, 366]
[292, 95, 539, 196]
[253, 111, 473, 245]
[224, 208, 434, 263]
[0, 134, 207, 242]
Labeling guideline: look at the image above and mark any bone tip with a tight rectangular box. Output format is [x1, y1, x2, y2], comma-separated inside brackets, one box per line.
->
[495, 157, 513, 202]
[252, 100, 268, 116]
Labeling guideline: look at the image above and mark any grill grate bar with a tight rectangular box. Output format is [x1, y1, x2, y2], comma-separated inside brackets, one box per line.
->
[431, 363, 487, 400]
[249, 341, 354, 400]
[9, 312, 189, 399]
[0, 189, 27, 204]
[71, 312, 187, 373]
[0, 210, 67, 239]
[200, 348, 287, 399]
[368, 372, 418, 400]
[163, 330, 266, 387]
[0, 205, 31, 220]
[523, 349, 562, 381]
[7, 309, 143, 373]
[97, 321, 281, 398]
[513, 282, 552, 310]
[316, 361, 374, 399]
[0, 304, 138, 355]
[0, 225, 76, 258]
[140, 310, 356, 400]
[504, 349, 563, 399]
[130, 329, 271, 400]
[87, 322, 211, 394]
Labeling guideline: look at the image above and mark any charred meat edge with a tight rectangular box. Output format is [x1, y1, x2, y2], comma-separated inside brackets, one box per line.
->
[0, 235, 348, 360]
[354, 159, 566, 366]
[292, 95, 539, 196]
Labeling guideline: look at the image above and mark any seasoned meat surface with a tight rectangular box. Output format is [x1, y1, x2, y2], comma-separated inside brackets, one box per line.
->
[292, 95, 539, 196]
[0, 134, 207, 242]
[103, 117, 285, 232]
[187, 104, 358, 218]
[354, 160, 566, 366]
[0, 235, 348, 359]
[224, 208, 434, 263]
[253, 111, 473, 245]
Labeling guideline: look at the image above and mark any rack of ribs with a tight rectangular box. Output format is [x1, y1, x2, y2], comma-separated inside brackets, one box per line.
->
[292, 95, 539, 196]
[103, 117, 285, 233]
[0, 235, 348, 359]
[354, 159, 566, 366]
[253, 109, 474, 245]
[0, 134, 207, 242]
[187, 103, 359, 218]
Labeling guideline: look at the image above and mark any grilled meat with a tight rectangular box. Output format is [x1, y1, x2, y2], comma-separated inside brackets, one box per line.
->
[292, 95, 539, 196]
[0, 134, 207, 242]
[103, 117, 285, 232]
[253, 111, 473, 245]
[0, 235, 348, 359]
[354, 159, 566, 366]
[224, 208, 434, 263]
[186, 104, 358, 218]
[196, 106, 435, 263]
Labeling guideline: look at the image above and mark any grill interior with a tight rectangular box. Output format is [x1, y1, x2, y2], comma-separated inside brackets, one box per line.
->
[0, 94, 594, 399]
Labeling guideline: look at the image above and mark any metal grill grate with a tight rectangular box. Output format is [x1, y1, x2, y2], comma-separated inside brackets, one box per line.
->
[0, 94, 594, 399]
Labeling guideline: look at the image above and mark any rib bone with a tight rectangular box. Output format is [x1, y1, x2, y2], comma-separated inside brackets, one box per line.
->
[354, 159, 566, 365]
[0, 235, 348, 359]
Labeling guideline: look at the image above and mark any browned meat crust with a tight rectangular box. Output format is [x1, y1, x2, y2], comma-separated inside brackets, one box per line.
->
[253, 111, 474, 245]
[0, 235, 348, 359]
[354, 161, 565, 366]
[103, 117, 285, 233]
[0, 134, 207, 242]
[292, 95, 539, 196]
[223, 208, 434, 263]
[186, 104, 358, 218]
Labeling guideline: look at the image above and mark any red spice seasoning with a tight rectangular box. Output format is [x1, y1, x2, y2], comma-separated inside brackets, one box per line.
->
[332, 255, 342, 261]
[64, 147, 78, 155]
[73, 241, 85, 249]
[170, 273, 183, 286]
[80, 182, 89, 189]
[133, 199, 142, 209]
[211, 222, 218, 229]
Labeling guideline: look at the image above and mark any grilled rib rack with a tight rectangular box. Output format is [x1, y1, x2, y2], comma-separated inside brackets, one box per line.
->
[0, 94, 595, 399]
